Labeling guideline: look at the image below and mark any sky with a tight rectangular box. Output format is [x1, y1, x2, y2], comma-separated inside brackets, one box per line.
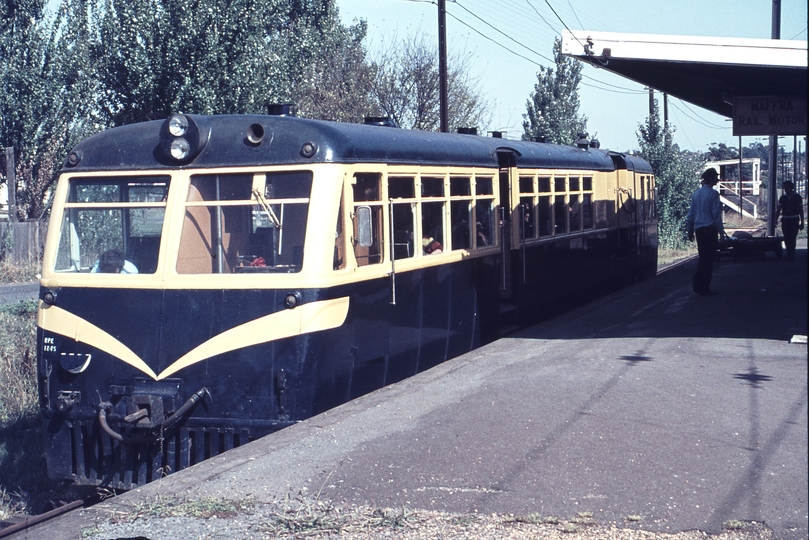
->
[336, 0, 807, 154]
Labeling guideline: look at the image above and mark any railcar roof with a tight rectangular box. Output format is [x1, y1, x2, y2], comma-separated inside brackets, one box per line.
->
[62, 115, 644, 173]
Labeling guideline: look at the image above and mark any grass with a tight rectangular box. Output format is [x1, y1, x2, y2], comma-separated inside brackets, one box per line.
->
[505, 511, 596, 533]
[119, 493, 423, 537]
[0, 300, 38, 427]
[658, 245, 697, 268]
[0, 262, 40, 284]
[129, 497, 249, 520]
[0, 299, 82, 522]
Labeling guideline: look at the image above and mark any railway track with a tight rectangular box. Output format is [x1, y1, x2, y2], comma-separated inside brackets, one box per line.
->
[0, 499, 84, 538]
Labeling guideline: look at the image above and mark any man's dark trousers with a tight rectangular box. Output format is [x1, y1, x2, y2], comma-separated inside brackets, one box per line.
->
[693, 226, 718, 294]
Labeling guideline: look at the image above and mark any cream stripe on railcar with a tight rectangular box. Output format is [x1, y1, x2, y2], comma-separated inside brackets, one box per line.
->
[38, 297, 350, 381]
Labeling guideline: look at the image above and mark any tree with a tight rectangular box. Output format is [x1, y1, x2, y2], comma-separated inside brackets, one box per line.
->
[294, 19, 375, 122]
[1, 0, 95, 220]
[370, 32, 490, 132]
[93, 0, 356, 125]
[705, 142, 738, 161]
[637, 98, 702, 250]
[522, 38, 587, 145]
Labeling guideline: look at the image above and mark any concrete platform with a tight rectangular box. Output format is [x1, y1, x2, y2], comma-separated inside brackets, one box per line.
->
[20, 243, 808, 539]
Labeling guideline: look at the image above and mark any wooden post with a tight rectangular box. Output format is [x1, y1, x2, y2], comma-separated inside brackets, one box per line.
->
[4, 147, 16, 222]
[767, 0, 781, 236]
[438, 0, 449, 133]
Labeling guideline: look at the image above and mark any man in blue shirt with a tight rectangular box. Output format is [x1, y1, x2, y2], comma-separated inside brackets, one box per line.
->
[686, 168, 726, 295]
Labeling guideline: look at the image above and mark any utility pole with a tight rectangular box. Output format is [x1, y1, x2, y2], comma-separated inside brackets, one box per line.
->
[438, 0, 449, 133]
[738, 136, 743, 218]
[767, 0, 781, 236]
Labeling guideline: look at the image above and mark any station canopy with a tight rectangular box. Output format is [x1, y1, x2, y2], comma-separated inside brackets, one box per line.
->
[560, 30, 807, 120]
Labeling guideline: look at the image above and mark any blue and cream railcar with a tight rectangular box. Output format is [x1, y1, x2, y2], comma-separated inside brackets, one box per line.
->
[38, 112, 656, 488]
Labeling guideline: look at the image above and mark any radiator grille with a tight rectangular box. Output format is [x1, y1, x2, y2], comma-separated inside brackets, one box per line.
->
[68, 420, 251, 489]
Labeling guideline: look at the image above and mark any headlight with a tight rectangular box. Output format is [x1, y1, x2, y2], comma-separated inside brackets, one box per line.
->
[170, 138, 191, 160]
[168, 115, 189, 136]
[159, 114, 210, 163]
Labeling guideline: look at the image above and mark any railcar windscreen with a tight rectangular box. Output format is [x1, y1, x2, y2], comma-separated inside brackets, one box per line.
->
[54, 176, 169, 274]
[177, 170, 312, 274]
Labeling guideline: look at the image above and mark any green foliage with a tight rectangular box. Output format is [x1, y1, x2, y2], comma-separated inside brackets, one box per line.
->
[94, 0, 360, 124]
[0, 0, 96, 220]
[637, 98, 702, 250]
[522, 38, 587, 145]
[295, 19, 375, 122]
[705, 142, 739, 161]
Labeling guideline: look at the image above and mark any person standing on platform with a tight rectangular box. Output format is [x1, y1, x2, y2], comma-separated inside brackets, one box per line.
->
[774, 180, 804, 261]
[687, 168, 726, 296]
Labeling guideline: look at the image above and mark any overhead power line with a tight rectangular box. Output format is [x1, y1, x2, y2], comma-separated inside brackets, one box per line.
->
[451, 1, 648, 95]
[670, 99, 727, 129]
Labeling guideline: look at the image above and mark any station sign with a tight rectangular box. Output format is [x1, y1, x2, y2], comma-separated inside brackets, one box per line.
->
[733, 96, 807, 136]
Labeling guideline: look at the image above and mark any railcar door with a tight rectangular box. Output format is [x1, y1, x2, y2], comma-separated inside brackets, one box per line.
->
[497, 151, 517, 299]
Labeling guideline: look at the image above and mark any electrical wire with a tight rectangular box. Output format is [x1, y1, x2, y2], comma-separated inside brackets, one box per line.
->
[453, 1, 556, 62]
[444, 10, 552, 67]
[667, 105, 696, 149]
[671, 99, 727, 129]
[451, 0, 648, 95]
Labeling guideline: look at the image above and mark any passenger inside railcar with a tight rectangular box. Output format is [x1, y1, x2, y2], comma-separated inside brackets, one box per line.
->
[91, 249, 139, 274]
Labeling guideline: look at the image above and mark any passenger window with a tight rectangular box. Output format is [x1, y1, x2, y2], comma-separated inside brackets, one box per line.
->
[389, 176, 416, 260]
[177, 171, 311, 274]
[389, 176, 415, 199]
[569, 194, 581, 232]
[520, 197, 535, 240]
[352, 173, 383, 266]
[422, 201, 445, 254]
[519, 176, 534, 194]
[582, 193, 593, 229]
[475, 177, 493, 196]
[422, 177, 444, 197]
[554, 195, 567, 234]
[451, 200, 471, 250]
[333, 193, 346, 270]
[475, 199, 495, 247]
[537, 196, 552, 236]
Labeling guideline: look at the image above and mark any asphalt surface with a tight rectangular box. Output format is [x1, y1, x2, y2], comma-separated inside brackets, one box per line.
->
[18, 242, 809, 539]
[0, 282, 38, 305]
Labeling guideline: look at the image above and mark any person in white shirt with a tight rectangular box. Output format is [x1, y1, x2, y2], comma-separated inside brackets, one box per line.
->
[91, 250, 139, 274]
[686, 168, 726, 296]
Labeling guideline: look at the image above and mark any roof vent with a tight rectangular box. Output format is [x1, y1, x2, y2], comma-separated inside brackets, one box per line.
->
[576, 133, 590, 149]
[363, 116, 399, 128]
[267, 103, 296, 116]
[489, 131, 504, 139]
[458, 127, 478, 135]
